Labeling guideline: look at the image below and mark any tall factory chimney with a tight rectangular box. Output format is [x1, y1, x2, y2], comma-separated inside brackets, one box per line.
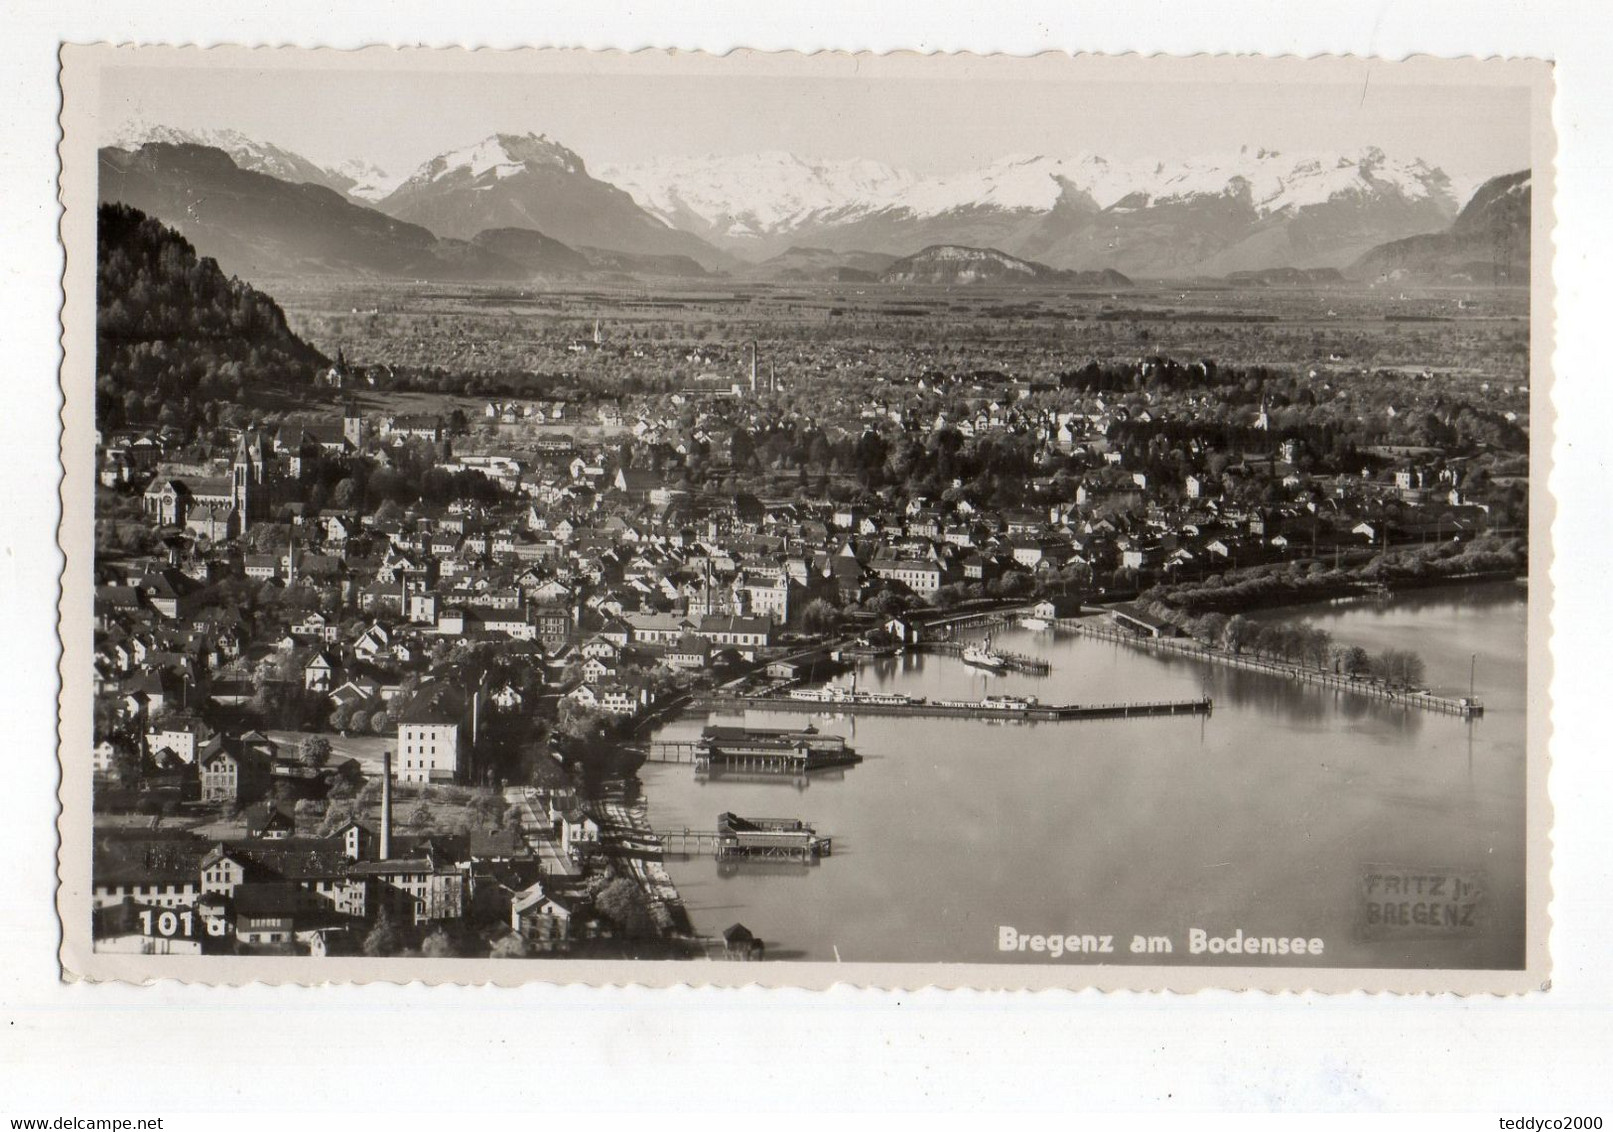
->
[749, 341, 758, 394]
[380, 750, 393, 859]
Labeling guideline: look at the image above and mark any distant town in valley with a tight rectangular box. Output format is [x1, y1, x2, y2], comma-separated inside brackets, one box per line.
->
[88, 119, 1532, 962]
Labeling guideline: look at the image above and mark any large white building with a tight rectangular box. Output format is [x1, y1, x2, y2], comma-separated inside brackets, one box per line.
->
[398, 720, 460, 784]
[397, 691, 464, 784]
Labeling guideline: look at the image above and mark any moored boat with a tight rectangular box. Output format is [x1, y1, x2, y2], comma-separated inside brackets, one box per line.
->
[962, 634, 1009, 670]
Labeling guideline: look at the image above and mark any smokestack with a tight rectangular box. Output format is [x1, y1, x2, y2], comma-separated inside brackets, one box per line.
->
[380, 750, 393, 859]
[749, 342, 758, 394]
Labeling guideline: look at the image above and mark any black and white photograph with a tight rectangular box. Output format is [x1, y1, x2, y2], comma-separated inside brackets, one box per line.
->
[56, 46, 1552, 990]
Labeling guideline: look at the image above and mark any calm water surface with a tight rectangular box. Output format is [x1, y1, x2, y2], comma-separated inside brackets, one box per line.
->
[641, 582, 1528, 968]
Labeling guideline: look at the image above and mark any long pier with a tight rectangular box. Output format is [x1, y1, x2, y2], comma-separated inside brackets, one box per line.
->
[685, 692, 1211, 722]
[1065, 618, 1484, 718]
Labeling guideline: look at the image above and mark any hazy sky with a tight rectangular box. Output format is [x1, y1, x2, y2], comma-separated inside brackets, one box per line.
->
[97, 57, 1534, 184]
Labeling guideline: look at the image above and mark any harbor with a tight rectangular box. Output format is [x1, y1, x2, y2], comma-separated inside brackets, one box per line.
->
[641, 583, 1526, 966]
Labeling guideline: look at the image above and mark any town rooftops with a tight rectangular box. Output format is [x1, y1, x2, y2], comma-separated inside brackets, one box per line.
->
[207, 838, 355, 881]
[696, 614, 771, 636]
[93, 831, 211, 886]
[396, 685, 464, 726]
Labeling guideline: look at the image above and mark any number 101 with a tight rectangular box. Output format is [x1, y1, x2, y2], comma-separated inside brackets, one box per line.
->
[138, 909, 193, 937]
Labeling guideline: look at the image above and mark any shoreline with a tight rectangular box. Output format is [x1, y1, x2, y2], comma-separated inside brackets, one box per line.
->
[1120, 568, 1525, 620]
[1245, 571, 1525, 618]
[1063, 618, 1483, 717]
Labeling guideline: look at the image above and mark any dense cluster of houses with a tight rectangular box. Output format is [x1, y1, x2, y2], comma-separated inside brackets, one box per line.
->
[90, 359, 1507, 955]
[95, 384, 1497, 761]
[92, 758, 597, 956]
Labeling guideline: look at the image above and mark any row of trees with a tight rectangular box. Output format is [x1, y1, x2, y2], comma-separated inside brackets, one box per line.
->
[1141, 603, 1429, 687]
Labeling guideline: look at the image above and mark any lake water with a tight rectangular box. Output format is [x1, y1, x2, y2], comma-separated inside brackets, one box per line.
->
[641, 581, 1529, 968]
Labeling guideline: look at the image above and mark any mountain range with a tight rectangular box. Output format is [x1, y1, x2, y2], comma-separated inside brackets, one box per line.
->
[98, 143, 527, 282]
[373, 133, 728, 270]
[598, 146, 1466, 274]
[98, 124, 1526, 285]
[1350, 170, 1531, 285]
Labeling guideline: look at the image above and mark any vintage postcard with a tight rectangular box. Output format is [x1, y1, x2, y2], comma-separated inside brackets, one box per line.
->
[57, 45, 1553, 991]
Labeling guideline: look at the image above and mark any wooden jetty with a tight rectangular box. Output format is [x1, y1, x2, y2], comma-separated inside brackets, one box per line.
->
[657, 827, 724, 854]
[1066, 618, 1484, 718]
[641, 739, 701, 765]
[657, 814, 831, 862]
[685, 692, 1211, 722]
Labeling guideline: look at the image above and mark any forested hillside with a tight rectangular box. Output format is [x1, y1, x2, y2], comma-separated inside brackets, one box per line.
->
[96, 202, 327, 431]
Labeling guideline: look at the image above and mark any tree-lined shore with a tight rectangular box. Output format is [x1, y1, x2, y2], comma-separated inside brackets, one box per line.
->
[1138, 535, 1525, 618]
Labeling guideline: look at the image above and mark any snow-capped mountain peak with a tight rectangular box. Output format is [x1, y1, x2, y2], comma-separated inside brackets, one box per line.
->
[406, 132, 587, 187]
[103, 120, 346, 190]
[598, 151, 918, 240]
[102, 119, 404, 203]
[331, 158, 407, 203]
[604, 145, 1458, 241]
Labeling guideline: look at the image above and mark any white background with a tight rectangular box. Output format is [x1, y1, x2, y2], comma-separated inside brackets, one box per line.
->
[2, 0, 1610, 1114]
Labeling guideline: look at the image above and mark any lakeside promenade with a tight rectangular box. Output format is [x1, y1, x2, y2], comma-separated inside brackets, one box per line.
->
[1062, 617, 1484, 717]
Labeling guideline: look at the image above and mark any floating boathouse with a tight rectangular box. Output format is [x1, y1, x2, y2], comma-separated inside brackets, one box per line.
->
[648, 724, 863, 774]
[716, 813, 831, 861]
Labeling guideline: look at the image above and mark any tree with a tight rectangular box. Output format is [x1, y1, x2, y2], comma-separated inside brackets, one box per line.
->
[468, 789, 506, 828]
[363, 907, 404, 957]
[595, 877, 655, 938]
[299, 734, 333, 770]
[420, 927, 456, 958]
[316, 805, 356, 837]
[1193, 611, 1229, 646]
[108, 743, 144, 787]
[331, 478, 359, 509]
[491, 932, 530, 959]
[1376, 648, 1427, 688]
[1222, 614, 1256, 655]
[1252, 622, 1289, 660]
[991, 571, 1032, 599]
[1337, 645, 1372, 676]
[800, 597, 839, 636]
[1301, 626, 1334, 671]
